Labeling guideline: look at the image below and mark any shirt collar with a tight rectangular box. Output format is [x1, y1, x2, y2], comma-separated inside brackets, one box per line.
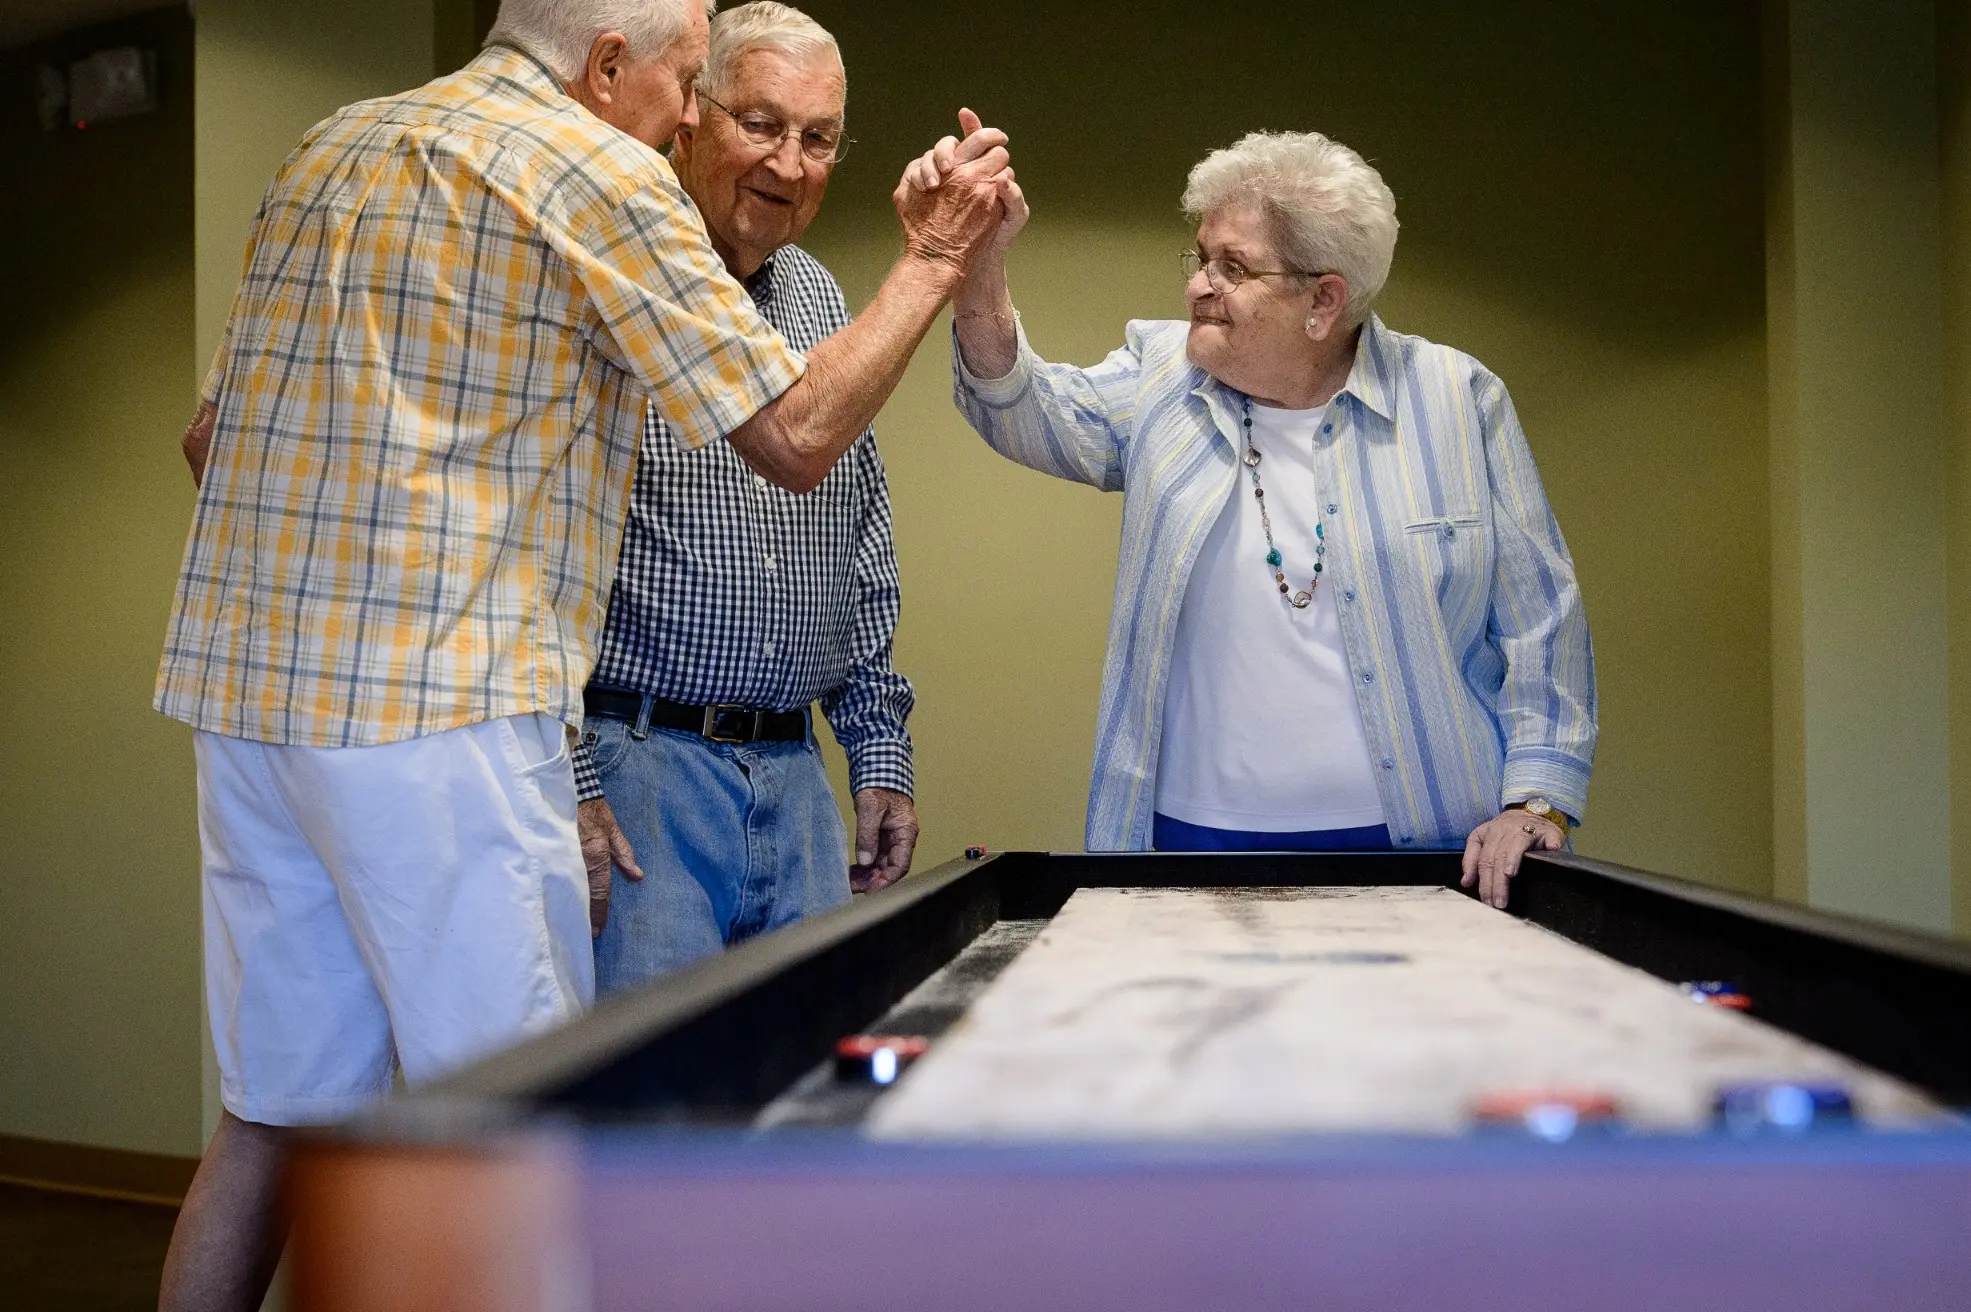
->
[744, 251, 781, 307]
[1187, 312, 1398, 441]
[1338, 314, 1397, 422]
[477, 42, 572, 101]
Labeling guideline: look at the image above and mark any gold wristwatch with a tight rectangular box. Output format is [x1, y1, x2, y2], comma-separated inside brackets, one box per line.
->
[1510, 797, 1572, 833]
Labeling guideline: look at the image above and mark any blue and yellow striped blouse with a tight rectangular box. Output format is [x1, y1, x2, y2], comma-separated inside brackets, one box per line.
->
[954, 315, 1596, 852]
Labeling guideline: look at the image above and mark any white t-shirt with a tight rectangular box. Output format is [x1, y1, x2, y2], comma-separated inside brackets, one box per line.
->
[1154, 401, 1386, 832]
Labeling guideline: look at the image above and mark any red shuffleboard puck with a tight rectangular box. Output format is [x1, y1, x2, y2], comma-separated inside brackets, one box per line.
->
[1472, 1088, 1622, 1141]
[834, 1035, 930, 1085]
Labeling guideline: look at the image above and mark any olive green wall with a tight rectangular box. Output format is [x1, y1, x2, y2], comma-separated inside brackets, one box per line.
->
[793, 0, 1776, 895]
[196, 0, 436, 388]
[1767, 0, 1953, 934]
[0, 7, 202, 1156]
[1941, 0, 1971, 939]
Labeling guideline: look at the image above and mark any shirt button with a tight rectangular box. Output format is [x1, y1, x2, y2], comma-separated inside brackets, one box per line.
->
[1343, 590, 1357, 602]
[1322, 423, 1333, 434]
[753, 474, 768, 489]
[1360, 671, 1375, 684]
[1400, 835, 1415, 845]
[1326, 503, 1339, 514]
[1442, 525, 1456, 540]
[1380, 758, 1395, 770]
[763, 641, 776, 656]
[764, 555, 777, 572]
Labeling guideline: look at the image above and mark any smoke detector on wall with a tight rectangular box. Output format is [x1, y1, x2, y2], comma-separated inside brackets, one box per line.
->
[36, 45, 157, 131]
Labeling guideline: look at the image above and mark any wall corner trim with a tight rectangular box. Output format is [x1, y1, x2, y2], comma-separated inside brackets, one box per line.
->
[0, 1132, 198, 1207]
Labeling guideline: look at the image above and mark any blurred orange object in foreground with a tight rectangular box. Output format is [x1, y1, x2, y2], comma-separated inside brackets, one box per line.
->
[288, 1130, 586, 1312]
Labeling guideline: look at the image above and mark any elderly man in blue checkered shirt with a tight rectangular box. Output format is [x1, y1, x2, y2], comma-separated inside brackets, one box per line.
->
[573, 2, 919, 992]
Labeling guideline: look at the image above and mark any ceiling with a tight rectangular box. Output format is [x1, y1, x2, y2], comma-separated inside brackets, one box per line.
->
[1, 0, 180, 50]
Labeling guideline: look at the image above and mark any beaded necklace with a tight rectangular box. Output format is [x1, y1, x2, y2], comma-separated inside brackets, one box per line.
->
[1241, 395, 1324, 609]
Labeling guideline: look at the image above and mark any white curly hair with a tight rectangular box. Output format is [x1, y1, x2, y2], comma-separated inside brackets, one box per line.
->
[1182, 130, 1400, 327]
[700, 2, 843, 103]
[487, 0, 713, 83]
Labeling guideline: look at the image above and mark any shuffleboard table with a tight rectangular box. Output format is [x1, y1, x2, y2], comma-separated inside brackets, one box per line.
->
[285, 850, 1971, 1311]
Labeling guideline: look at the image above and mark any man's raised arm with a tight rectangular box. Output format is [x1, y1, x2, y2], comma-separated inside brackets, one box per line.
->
[725, 123, 1016, 492]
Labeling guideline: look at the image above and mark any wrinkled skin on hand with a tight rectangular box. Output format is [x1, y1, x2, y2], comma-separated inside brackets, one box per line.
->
[1460, 810, 1566, 909]
[902, 109, 1029, 264]
[577, 795, 645, 936]
[851, 787, 918, 893]
[891, 122, 1012, 273]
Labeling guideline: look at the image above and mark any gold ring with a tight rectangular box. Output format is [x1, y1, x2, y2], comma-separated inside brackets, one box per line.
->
[1522, 823, 1538, 835]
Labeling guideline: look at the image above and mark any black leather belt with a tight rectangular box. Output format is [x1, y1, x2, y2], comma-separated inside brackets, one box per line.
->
[583, 686, 807, 744]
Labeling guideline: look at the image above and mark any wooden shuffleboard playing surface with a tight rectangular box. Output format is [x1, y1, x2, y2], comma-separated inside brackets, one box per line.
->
[868, 886, 1941, 1139]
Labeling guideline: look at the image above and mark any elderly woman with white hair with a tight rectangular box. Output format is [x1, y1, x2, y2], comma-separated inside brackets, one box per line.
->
[912, 125, 1595, 907]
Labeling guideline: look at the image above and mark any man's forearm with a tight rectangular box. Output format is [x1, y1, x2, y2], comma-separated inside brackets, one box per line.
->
[728, 252, 961, 493]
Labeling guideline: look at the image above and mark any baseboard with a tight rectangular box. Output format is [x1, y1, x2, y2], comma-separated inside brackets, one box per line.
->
[0, 1132, 198, 1207]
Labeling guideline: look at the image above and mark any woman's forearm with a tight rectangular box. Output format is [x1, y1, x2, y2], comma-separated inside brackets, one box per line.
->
[953, 260, 1019, 381]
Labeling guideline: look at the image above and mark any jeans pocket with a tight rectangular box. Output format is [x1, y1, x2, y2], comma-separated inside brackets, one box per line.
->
[584, 717, 634, 778]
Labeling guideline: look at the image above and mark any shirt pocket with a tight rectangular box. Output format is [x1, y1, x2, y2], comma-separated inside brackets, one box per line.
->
[1402, 513, 1488, 607]
[799, 452, 862, 505]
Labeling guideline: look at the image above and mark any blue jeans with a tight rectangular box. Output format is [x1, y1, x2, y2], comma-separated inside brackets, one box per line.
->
[589, 717, 850, 995]
[1152, 813, 1395, 852]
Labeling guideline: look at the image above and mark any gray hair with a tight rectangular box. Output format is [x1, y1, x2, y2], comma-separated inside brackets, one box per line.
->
[1182, 130, 1399, 327]
[700, 2, 843, 103]
[487, 0, 713, 84]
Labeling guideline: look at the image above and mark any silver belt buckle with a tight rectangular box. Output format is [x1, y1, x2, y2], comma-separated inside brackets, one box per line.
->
[701, 704, 762, 743]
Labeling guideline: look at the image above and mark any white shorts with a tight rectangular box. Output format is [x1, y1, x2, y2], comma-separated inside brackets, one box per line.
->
[196, 713, 591, 1126]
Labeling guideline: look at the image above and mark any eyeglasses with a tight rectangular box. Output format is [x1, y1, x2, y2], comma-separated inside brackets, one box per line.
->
[697, 91, 853, 164]
[1181, 249, 1318, 294]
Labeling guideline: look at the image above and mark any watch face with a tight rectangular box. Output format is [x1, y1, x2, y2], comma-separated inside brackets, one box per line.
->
[1524, 798, 1553, 817]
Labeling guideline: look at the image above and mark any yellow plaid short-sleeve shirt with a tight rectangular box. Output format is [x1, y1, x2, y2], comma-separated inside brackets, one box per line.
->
[157, 45, 805, 746]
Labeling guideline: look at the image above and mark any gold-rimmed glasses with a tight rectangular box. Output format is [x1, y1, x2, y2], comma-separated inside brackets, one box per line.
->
[698, 91, 853, 164]
[1180, 249, 1317, 294]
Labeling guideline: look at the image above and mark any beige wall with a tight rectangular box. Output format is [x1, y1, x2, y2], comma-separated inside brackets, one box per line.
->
[796, 0, 1775, 894]
[1768, 0, 1955, 935]
[1942, 0, 1971, 938]
[196, 0, 436, 381]
[0, 7, 202, 1156]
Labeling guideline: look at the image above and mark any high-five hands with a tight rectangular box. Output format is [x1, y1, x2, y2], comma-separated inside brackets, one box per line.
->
[902, 108, 1030, 260]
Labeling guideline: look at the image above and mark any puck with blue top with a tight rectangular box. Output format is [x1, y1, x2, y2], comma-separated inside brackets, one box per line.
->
[1714, 1081, 1855, 1133]
[1679, 980, 1752, 1010]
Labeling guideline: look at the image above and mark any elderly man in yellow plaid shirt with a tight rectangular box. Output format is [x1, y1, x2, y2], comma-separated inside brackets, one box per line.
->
[155, 0, 1015, 1304]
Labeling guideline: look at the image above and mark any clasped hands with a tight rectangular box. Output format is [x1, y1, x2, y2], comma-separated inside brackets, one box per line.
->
[891, 109, 1030, 275]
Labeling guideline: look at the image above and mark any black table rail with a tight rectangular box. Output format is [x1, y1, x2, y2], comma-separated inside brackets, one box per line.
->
[392, 850, 1971, 1130]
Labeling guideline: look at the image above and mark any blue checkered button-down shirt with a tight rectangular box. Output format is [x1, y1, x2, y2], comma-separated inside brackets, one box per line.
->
[572, 244, 913, 801]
